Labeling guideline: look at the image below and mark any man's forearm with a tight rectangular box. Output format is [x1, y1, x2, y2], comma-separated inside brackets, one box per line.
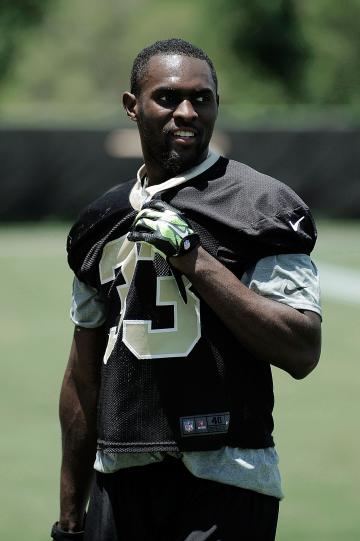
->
[59, 327, 104, 531]
[170, 246, 321, 379]
[59, 373, 97, 531]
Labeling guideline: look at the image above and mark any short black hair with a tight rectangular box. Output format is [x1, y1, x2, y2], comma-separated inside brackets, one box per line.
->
[130, 38, 218, 96]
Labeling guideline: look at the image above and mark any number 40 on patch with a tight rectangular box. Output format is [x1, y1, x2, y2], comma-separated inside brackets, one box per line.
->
[180, 412, 230, 437]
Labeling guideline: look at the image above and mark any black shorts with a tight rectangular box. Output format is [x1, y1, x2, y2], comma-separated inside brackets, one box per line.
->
[84, 455, 279, 541]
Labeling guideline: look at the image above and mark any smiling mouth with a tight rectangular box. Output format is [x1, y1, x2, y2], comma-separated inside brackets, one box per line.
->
[173, 129, 196, 138]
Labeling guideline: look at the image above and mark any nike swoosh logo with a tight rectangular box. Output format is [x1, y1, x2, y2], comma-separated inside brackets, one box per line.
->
[284, 284, 307, 295]
[289, 216, 305, 231]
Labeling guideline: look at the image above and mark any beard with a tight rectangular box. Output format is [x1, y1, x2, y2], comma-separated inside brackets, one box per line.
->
[146, 133, 204, 179]
[138, 113, 208, 180]
[159, 148, 190, 177]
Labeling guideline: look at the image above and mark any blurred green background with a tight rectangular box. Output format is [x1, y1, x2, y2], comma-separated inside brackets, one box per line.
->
[1, 1, 359, 540]
[1, 0, 360, 126]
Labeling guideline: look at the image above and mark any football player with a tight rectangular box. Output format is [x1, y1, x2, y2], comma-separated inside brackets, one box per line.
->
[51, 38, 321, 541]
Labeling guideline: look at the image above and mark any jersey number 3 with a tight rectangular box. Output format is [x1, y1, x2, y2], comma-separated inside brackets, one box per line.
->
[99, 235, 201, 362]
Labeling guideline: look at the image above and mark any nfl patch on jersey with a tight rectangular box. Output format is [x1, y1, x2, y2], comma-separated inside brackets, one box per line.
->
[180, 412, 230, 437]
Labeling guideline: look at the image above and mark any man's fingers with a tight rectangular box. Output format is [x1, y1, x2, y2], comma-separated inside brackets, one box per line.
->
[127, 229, 150, 242]
[135, 208, 165, 222]
[131, 217, 158, 233]
[128, 199, 200, 257]
[142, 199, 176, 213]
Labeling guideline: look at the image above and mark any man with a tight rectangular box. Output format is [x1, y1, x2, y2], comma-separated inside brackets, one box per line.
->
[52, 39, 321, 541]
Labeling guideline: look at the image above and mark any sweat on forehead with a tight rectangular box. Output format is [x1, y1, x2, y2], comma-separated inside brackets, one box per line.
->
[130, 38, 218, 96]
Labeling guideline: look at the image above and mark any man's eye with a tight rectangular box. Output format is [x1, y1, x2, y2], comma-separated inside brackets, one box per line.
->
[194, 95, 211, 103]
[158, 94, 176, 105]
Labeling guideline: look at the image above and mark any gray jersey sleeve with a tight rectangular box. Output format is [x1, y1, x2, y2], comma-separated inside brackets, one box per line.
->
[241, 254, 322, 317]
[71, 253, 321, 328]
[70, 276, 107, 328]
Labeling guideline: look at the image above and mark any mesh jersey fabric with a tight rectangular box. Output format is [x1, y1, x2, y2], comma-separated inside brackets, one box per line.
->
[67, 155, 317, 454]
[71, 253, 321, 329]
[71, 252, 321, 499]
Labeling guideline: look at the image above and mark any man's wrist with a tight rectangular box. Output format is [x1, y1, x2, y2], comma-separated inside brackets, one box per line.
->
[169, 245, 204, 275]
[59, 511, 86, 533]
[51, 521, 85, 540]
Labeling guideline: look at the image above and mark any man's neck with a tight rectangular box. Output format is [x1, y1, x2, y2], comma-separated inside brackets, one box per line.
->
[144, 149, 209, 187]
[145, 167, 172, 187]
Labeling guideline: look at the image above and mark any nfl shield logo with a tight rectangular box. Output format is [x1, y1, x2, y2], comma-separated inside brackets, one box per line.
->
[183, 419, 195, 433]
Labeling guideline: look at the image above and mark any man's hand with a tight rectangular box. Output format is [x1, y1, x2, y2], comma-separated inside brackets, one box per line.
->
[127, 200, 200, 258]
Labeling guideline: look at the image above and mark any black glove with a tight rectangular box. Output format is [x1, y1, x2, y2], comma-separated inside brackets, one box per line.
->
[127, 199, 200, 258]
[50, 522, 85, 540]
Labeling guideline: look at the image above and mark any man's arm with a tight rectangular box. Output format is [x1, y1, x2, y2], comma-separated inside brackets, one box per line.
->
[170, 246, 321, 380]
[59, 325, 105, 531]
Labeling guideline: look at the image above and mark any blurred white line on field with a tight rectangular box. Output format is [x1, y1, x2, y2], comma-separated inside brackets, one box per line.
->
[1, 245, 359, 305]
[318, 263, 360, 304]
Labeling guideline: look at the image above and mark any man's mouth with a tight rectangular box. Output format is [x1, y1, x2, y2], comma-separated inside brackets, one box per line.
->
[171, 129, 198, 147]
[173, 129, 195, 138]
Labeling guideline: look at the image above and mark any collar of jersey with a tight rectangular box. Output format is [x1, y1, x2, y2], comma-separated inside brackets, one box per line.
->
[129, 151, 220, 211]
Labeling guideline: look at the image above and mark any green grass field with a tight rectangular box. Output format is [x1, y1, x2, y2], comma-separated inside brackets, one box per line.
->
[0, 220, 359, 541]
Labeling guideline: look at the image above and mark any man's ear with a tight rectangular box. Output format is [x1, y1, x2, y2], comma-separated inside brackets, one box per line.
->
[122, 92, 138, 121]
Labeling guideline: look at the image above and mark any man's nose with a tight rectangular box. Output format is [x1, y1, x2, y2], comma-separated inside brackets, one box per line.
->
[173, 99, 198, 121]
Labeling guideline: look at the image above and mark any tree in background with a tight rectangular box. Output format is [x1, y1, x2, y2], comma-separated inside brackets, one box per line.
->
[229, 0, 309, 100]
[1, 0, 360, 123]
[0, 0, 54, 86]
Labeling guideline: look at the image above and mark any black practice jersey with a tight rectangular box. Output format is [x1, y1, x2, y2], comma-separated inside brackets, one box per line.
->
[67, 156, 317, 453]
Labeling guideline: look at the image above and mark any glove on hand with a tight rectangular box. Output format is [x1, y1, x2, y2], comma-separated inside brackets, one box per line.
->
[50, 522, 84, 540]
[127, 199, 200, 258]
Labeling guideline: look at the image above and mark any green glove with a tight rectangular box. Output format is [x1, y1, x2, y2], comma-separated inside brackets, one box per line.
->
[127, 200, 200, 258]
